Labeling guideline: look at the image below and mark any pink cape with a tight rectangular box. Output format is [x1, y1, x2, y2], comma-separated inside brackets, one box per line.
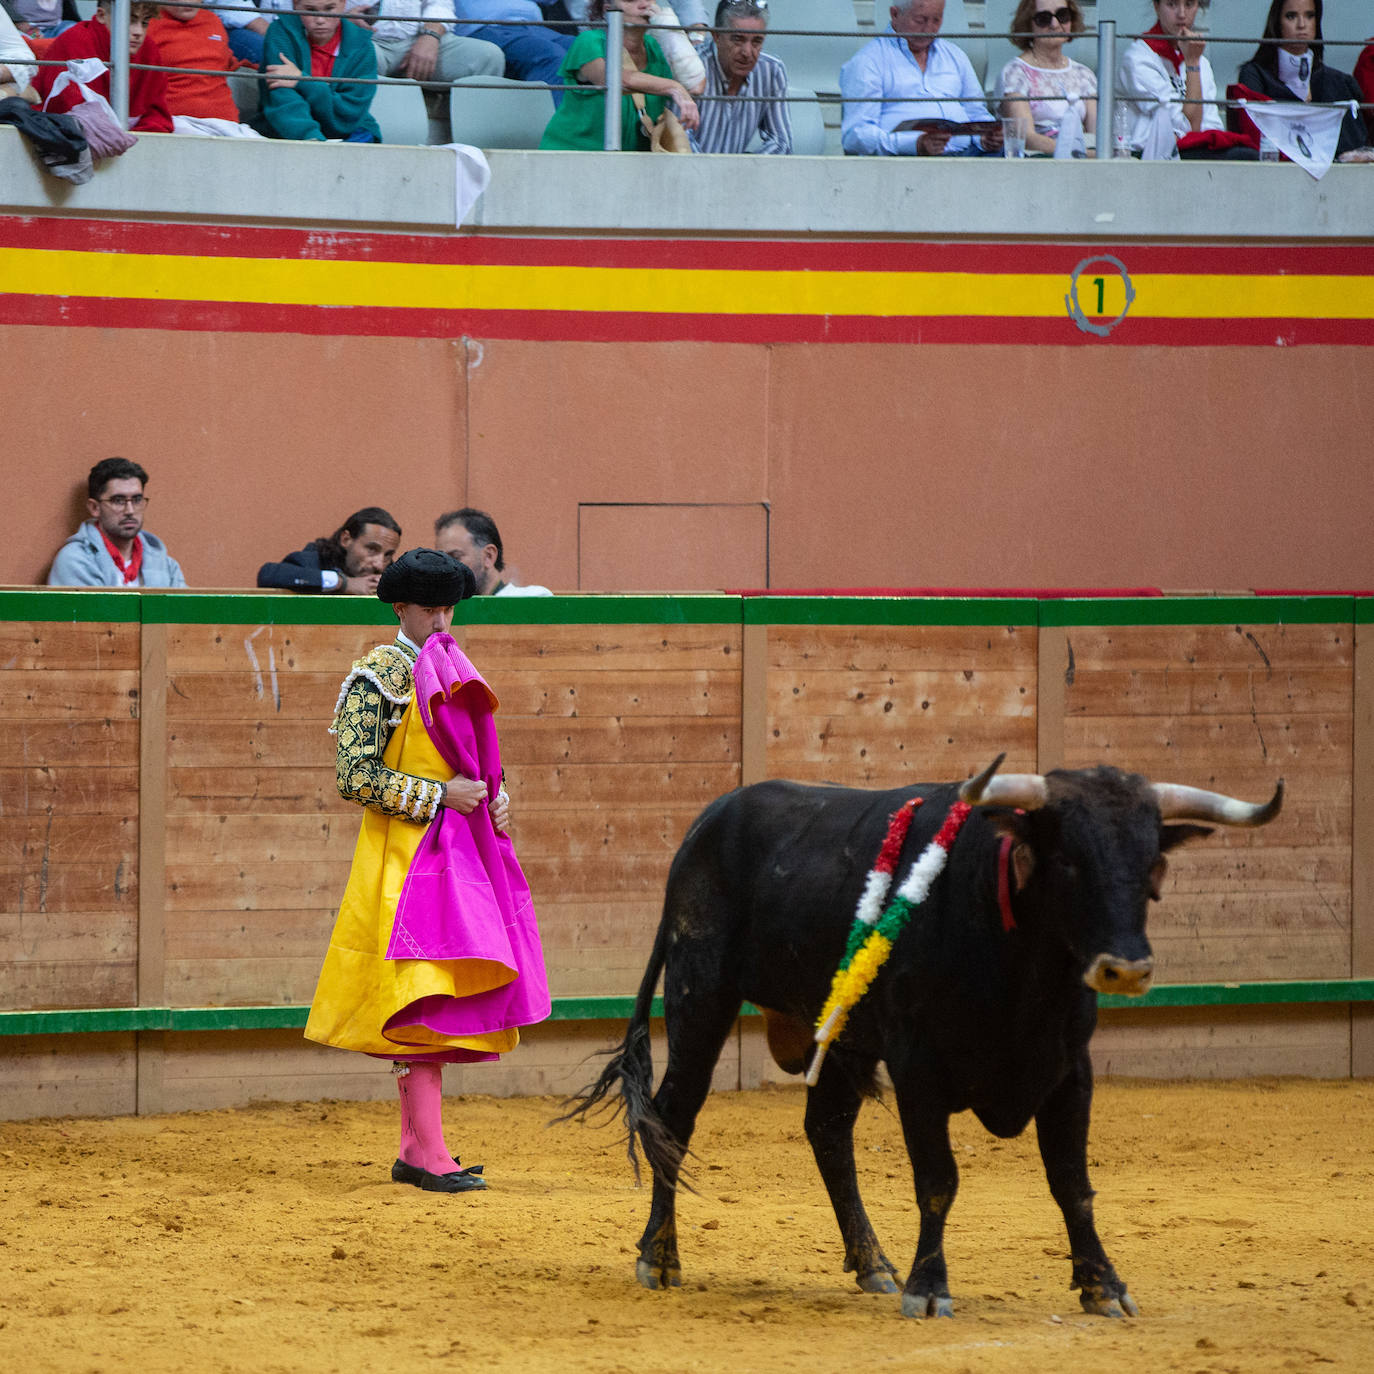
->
[382, 634, 550, 1044]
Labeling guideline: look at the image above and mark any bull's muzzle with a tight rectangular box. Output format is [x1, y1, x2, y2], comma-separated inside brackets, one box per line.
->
[1083, 954, 1155, 997]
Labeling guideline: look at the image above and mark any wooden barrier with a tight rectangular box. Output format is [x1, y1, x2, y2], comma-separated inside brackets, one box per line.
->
[1, 590, 1370, 1119]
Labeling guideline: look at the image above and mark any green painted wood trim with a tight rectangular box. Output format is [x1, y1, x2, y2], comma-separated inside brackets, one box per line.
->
[1041, 596, 1354, 627]
[1356, 597, 1374, 625]
[135, 594, 743, 627]
[4, 983, 1373, 1036]
[0, 590, 143, 623]
[742, 597, 1037, 627]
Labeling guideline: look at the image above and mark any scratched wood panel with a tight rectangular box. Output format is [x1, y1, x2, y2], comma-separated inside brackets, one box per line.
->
[1063, 622, 1353, 985]
[764, 624, 1037, 786]
[1092, 1004, 1350, 1079]
[1, 621, 142, 1015]
[0, 621, 140, 671]
[165, 623, 380, 673]
[0, 1033, 137, 1120]
[166, 671, 350, 721]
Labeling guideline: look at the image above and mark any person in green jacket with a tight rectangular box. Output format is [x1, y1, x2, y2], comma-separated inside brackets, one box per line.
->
[540, 0, 699, 150]
[255, 0, 383, 143]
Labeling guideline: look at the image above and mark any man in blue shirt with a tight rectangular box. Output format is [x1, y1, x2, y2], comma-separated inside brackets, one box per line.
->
[840, 0, 1001, 156]
[451, 0, 573, 99]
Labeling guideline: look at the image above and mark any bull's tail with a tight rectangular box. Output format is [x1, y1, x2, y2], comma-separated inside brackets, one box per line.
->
[553, 917, 685, 1186]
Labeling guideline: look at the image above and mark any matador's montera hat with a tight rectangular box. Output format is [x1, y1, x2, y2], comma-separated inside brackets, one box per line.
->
[376, 548, 476, 605]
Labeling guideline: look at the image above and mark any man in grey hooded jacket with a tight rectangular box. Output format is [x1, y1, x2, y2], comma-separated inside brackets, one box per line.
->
[48, 457, 187, 588]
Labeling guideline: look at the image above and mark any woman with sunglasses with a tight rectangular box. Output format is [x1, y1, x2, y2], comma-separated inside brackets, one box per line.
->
[540, 0, 700, 150]
[998, 0, 1096, 154]
[1116, 0, 1224, 156]
[1235, 0, 1368, 157]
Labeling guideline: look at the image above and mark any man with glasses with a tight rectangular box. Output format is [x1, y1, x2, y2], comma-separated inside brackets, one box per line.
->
[840, 0, 1001, 155]
[691, 0, 792, 154]
[48, 458, 187, 587]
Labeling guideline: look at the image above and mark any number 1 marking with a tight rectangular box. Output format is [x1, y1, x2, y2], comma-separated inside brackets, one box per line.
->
[1093, 277, 1105, 314]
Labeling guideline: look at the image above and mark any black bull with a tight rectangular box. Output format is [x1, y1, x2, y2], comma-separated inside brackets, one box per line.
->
[563, 757, 1283, 1319]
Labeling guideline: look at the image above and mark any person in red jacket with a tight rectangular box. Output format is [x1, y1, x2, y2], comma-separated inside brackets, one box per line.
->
[147, 2, 264, 134]
[33, 1, 173, 132]
[1356, 39, 1374, 141]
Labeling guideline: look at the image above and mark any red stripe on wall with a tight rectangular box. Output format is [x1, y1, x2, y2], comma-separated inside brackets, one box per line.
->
[2, 293, 1371, 346]
[1, 214, 1372, 277]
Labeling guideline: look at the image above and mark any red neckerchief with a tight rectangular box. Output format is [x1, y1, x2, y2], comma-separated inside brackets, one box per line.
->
[99, 527, 143, 584]
[1143, 21, 1183, 73]
[309, 27, 342, 79]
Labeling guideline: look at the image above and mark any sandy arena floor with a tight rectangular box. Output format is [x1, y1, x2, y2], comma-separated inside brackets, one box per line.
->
[1, 1078, 1371, 1373]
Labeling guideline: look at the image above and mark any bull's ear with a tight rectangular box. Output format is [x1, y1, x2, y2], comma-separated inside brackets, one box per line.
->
[1160, 823, 1212, 852]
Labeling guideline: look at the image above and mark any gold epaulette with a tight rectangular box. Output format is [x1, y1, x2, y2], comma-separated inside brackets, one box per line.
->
[329, 643, 415, 734]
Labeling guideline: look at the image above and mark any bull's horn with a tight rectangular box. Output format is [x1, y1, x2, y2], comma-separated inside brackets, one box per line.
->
[960, 754, 1049, 811]
[1151, 779, 1284, 827]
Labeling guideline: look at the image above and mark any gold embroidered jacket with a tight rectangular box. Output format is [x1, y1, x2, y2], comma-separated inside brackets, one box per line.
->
[331, 641, 446, 824]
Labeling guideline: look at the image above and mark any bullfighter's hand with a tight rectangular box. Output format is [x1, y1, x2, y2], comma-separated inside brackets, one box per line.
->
[443, 777, 488, 814]
[489, 788, 510, 834]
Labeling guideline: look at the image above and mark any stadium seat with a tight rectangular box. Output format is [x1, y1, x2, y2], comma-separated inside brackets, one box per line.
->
[1202, 0, 1273, 92]
[942, 0, 986, 88]
[371, 79, 430, 147]
[785, 84, 827, 154]
[449, 76, 555, 150]
[1320, 6, 1372, 77]
[74, 0, 96, 16]
[766, 0, 867, 98]
[230, 69, 261, 123]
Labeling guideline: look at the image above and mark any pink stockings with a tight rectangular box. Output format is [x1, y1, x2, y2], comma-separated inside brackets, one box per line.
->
[395, 1061, 461, 1176]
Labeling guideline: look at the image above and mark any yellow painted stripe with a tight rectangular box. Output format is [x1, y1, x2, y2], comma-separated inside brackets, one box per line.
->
[2, 249, 1373, 321]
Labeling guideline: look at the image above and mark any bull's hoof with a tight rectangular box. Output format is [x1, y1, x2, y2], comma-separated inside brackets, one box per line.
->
[1079, 1287, 1139, 1318]
[635, 1258, 682, 1291]
[900, 1292, 954, 1319]
[857, 1270, 900, 1295]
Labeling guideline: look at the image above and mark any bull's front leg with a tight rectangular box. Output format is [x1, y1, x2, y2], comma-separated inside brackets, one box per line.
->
[1034, 1050, 1138, 1318]
[892, 1080, 959, 1318]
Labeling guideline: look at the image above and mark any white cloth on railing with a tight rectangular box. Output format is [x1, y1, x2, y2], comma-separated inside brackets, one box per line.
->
[172, 114, 268, 138]
[0, 5, 37, 93]
[444, 141, 491, 227]
[1138, 103, 1178, 160]
[1241, 99, 1354, 180]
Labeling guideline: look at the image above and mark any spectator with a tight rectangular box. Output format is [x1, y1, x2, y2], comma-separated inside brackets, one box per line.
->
[1, 5, 37, 96]
[840, 0, 1002, 156]
[148, 2, 265, 137]
[539, 0, 699, 150]
[346, 0, 504, 145]
[450, 0, 574, 101]
[253, 0, 382, 143]
[48, 458, 187, 588]
[7, 0, 74, 40]
[33, 1, 173, 132]
[1116, 0, 1223, 156]
[1234, 0, 1368, 158]
[434, 508, 552, 596]
[997, 0, 1095, 154]
[1357, 38, 1374, 140]
[257, 507, 402, 594]
[690, 0, 792, 154]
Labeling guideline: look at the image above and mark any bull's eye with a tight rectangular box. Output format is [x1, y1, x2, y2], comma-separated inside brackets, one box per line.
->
[1148, 857, 1168, 901]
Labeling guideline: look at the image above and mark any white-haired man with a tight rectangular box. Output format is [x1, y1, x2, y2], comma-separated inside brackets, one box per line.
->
[840, 0, 1001, 156]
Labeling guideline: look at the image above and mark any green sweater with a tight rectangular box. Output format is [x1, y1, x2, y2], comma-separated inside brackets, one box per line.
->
[540, 30, 672, 152]
[254, 15, 383, 143]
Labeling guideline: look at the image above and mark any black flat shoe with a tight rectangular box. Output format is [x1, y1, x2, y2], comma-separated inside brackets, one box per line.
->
[391, 1159, 487, 1192]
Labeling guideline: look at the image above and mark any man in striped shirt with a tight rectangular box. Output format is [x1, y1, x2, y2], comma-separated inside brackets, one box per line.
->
[690, 0, 792, 153]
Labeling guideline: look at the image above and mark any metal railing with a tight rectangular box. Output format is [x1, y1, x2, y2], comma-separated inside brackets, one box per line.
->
[31, 1, 1370, 156]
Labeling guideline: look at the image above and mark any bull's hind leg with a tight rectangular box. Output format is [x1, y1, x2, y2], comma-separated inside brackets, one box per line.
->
[805, 1052, 899, 1294]
[635, 978, 741, 1292]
